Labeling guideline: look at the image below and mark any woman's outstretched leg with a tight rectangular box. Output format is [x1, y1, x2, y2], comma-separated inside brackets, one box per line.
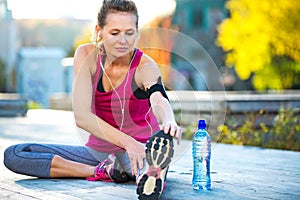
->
[3, 143, 108, 178]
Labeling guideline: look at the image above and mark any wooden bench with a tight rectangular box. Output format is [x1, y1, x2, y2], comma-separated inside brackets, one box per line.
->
[0, 93, 28, 117]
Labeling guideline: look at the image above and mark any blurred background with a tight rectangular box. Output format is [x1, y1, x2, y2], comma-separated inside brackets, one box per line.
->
[1, 0, 300, 98]
[0, 0, 299, 150]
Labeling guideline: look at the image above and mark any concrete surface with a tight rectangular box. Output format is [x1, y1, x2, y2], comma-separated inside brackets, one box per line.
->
[0, 109, 299, 200]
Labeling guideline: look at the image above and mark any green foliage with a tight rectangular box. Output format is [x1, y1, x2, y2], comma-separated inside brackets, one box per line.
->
[27, 101, 42, 109]
[218, 108, 300, 151]
[217, 0, 300, 90]
[182, 121, 198, 140]
[253, 56, 300, 90]
[264, 108, 300, 150]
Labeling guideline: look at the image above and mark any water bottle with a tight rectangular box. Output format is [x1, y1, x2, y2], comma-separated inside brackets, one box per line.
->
[192, 119, 211, 190]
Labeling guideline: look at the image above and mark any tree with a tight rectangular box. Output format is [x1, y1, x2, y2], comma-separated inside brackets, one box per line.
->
[217, 0, 300, 90]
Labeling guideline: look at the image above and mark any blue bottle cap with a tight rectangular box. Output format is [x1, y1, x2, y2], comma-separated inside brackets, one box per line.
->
[198, 119, 206, 129]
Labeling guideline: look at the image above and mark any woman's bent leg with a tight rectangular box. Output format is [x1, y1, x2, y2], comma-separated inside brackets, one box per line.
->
[50, 155, 94, 178]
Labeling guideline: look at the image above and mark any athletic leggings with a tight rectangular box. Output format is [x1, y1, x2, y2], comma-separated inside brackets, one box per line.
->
[3, 143, 133, 178]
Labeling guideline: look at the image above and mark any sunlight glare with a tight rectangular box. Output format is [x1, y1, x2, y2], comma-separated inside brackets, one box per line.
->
[7, 0, 176, 25]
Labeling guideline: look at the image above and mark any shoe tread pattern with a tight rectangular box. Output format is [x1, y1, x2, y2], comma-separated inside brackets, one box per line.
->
[137, 130, 174, 200]
[137, 174, 162, 200]
[145, 130, 174, 169]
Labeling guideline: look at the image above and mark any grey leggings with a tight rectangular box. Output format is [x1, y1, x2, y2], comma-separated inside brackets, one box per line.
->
[3, 143, 132, 178]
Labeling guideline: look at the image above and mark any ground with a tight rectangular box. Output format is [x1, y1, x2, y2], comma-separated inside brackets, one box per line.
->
[0, 109, 299, 200]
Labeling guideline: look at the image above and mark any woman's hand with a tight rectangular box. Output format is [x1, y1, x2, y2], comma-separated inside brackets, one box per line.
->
[162, 120, 182, 145]
[125, 140, 145, 176]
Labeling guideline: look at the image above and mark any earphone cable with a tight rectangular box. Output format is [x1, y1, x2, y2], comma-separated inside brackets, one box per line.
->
[100, 52, 135, 131]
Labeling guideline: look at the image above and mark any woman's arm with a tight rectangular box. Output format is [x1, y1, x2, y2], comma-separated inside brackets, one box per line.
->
[135, 54, 182, 145]
[72, 44, 145, 175]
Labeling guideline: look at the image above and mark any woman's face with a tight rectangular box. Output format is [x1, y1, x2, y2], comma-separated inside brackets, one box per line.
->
[101, 12, 138, 58]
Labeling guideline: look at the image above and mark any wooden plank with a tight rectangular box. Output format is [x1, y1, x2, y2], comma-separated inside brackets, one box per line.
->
[0, 110, 299, 200]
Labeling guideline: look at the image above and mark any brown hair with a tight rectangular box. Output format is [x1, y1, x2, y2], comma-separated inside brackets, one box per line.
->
[97, 0, 139, 29]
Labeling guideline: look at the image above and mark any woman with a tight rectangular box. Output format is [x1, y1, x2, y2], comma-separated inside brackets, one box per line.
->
[4, 0, 181, 199]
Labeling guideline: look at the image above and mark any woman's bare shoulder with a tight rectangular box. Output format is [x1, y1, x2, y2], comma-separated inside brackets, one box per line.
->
[74, 43, 98, 74]
[138, 53, 160, 73]
[74, 43, 96, 57]
[140, 53, 156, 66]
[135, 52, 161, 88]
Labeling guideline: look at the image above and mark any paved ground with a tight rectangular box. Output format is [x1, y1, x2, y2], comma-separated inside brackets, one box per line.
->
[0, 109, 299, 200]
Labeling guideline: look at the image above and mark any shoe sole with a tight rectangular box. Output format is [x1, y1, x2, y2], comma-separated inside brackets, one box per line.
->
[137, 130, 174, 200]
[111, 162, 132, 183]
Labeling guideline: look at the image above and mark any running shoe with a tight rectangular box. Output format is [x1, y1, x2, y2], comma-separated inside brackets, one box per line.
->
[87, 156, 131, 183]
[136, 130, 174, 200]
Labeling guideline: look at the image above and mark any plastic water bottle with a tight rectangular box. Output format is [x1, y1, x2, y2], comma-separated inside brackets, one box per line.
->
[192, 119, 211, 190]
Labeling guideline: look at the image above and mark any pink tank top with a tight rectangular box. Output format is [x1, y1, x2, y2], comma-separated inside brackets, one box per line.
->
[86, 48, 160, 153]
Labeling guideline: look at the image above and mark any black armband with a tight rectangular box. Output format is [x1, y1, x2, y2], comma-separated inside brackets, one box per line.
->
[147, 77, 169, 106]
